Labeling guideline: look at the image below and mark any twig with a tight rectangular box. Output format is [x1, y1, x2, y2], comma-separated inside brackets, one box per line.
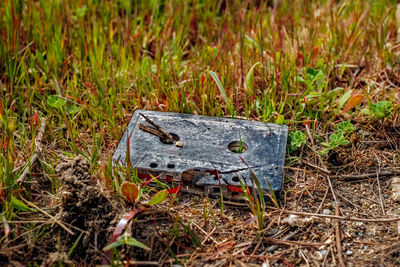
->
[301, 159, 331, 175]
[267, 230, 300, 253]
[335, 205, 346, 267]
[192, 221, 218, 245]
[201, 227, 217, 245]
[174, 252, 284, 261]
[251, 236, 264, 256]
[374, 153, 386, 215]
[281, 210, 400, 223]
[21, 196, 74, 235]
[117, 261, 159, 266]
[337, 169, 400, 181]
[338, 194, 363, 210]
[148, 236, 155, 261]
[2, 220, 48, 224]
[265, 237, 330, 248]
[327, 176, 338, 204]
[139, 124, 165, 138]
[17, 117, 47, 184]
[139, 113, 174, 141]
[316, 187, 330, 213]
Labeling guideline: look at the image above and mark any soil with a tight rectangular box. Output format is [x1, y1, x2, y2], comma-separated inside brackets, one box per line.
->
[0, 156, 124, 266]
[55, 155, 120, 264]
[1, 124, 400, 266]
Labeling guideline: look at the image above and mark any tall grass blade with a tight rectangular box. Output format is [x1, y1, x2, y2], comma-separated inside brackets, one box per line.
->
[209, 70, 234, 115]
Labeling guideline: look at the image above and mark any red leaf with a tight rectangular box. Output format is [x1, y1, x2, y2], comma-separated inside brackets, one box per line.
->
[343, 93, 363, 112]
[140, 173, 160, 186]
[102, 208, 146, 264]
[120, 182, 139, 204]
[30, 110, 38, 127]
[227, 185, 244, 193]
[168, 184, 182, 194]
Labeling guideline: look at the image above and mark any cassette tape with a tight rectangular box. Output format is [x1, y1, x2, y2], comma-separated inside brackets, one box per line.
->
[113, 110, 288, 200]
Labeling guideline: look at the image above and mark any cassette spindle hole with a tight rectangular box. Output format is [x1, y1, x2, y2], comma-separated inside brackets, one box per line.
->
[228, 141, 248, 153]
[167, 163, 175, 169]
[159, 133, 180, 144]
[149, 162, 158, 168]
[212, 187, 220, 193]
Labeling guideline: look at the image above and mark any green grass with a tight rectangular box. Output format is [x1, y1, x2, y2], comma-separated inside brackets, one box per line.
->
[1, 0, 399, 264]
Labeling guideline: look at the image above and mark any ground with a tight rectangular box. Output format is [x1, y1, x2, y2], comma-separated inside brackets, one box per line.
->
[1, 0, 400, 266]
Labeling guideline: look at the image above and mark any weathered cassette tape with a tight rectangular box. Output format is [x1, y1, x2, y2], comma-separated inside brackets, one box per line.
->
[113, 110, 288, 200]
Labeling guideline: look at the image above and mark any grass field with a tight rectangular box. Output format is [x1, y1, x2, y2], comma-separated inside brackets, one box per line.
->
[1, 0, 400, 265]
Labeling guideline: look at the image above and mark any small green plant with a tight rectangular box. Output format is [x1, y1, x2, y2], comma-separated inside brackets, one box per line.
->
[237, 130, 245, 153]
[239, 157, 279, 234]
[47, 95, 80, 115]
[103, 232, 150, 252]
[334, 120, 355, 134]
[368, 101, 393, 119]
[289, 131, 306, 153]
[321, 132, 349, 155]
[320, 120, 355, 155]
[321, 121, 355, 155]
[296, 67, 326, 93]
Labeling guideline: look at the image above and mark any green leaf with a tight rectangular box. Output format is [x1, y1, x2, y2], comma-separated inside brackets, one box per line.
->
[306, 67, 322, 78]
[329, 133, 349, 148]
[334, 120, 355, 134]
[338, 90, 352, 109]
[209, 70, 234, 114]
[63, 102, 80, 115]
[11, 196, 35, 212]
[68, 232, 84, 257]
[244, 62, 260, 92]
[244, 35, 259, 48]
[103, 239, 125, 251]
[361, 107, 370, 115]
[47, 95, 66, 109]
[75, 6, 88, 17]
[275, 114, 284, 125]
[327, 87, 344, 100]
[147, 189, 168, 205]
[306, 68, 326, 88]
[321, 132, 350, 156]
[209, 71, 227, 101]
[124, 236, 150, 250]
[103, 233, 150, 251]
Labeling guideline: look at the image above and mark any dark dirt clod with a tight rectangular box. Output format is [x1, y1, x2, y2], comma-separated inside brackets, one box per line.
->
[55, 155, 120, 264]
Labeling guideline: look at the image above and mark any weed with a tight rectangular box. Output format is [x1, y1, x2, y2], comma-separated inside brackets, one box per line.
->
[334, 120, 355, 134]
[289, 131, 307, 153]
[362, 100, 394, 119]
[296, 67, 327, 94]
[320, 120, 356, 155]
[321, 132, 349, 155]
[103, 232, 150, 252]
